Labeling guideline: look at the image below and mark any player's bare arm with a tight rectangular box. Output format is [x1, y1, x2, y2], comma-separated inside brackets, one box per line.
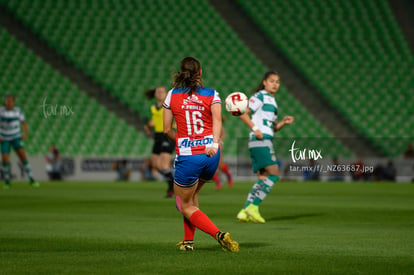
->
[144, 120, 154, 136]
[162, 108, 175, 141]
[240, 110, 263, 140]
[274, 116, 294, 131]
[21, 121, 28, 141]
[206, 103, 221, 157]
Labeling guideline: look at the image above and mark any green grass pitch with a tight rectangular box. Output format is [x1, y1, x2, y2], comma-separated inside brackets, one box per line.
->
[0, 180, 413, 274]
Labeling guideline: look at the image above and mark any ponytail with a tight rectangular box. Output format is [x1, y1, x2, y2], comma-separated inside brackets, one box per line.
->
[172, 57, 202, 95]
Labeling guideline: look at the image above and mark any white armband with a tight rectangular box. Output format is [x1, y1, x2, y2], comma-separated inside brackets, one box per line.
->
[251, 126, 259, 131]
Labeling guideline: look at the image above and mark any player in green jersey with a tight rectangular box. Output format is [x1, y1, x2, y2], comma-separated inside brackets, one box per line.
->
[0, 94, 39, 189]
[237, 71, 294, 223]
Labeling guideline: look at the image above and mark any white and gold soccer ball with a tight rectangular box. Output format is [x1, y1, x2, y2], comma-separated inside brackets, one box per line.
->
[225, 92, 249, 116]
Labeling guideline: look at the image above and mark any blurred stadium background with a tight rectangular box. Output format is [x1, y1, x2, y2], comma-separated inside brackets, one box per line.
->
[0, 0, 412, 181]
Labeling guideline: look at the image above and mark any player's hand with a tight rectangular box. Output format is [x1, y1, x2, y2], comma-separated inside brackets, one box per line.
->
[205, 147, 218, 157]
[144, 126, 152, 137]
[254, 129, 263, 140]
[283, 116, 294, 124]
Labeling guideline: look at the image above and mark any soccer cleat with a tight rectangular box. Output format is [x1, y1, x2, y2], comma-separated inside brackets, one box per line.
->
[216, 231, 239, 252]
[176, 240, 194, 251]
[237, 209, 252, 222]
[30, 181, 40, 188]
[245, 204, 266, 223]
[3, 183, 11, 190]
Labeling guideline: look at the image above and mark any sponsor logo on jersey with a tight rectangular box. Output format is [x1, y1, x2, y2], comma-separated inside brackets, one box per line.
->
[183, 95, 203, 105]
[179, 137, 213, 148]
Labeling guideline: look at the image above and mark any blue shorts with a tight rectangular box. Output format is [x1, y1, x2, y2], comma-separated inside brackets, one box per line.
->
[174, 150, 220, 187]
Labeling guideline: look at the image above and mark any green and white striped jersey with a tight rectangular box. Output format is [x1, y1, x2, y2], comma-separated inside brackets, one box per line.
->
[249, 90, 278, 140]
[0, 106, 25, 141]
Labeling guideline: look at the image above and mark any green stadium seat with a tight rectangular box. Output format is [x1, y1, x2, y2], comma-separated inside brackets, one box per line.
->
[237, 0, 413, 156]
[0, 26, 152, 156]
[0, 0, 359, 157]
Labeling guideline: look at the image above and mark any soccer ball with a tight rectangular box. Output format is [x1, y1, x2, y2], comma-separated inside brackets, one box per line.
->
[225, 92, 249, 116]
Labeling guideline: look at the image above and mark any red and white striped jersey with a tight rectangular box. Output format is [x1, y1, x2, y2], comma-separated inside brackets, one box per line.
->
[163, 87, 221, 155]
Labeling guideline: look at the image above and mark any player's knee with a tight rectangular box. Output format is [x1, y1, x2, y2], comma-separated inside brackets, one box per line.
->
[159, 163, 170, 171]
[179, 200, 196, 217]
[181, 208, 192, 219]
[266, 165, 280, 176]
[269, 171, 279, 177]
[2, 154, 10, 163]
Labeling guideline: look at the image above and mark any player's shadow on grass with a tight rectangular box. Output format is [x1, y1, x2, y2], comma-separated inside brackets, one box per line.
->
[200, 242, 270, 251]
[239, 242, 272, 249]
[267, 213, 324, 222]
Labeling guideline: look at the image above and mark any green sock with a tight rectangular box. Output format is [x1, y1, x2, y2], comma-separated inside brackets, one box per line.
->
[243, 180, 262, 209]
[252, 175, 279, 206]
[22, 160, 34, 183]
[2, 162, 10, 184]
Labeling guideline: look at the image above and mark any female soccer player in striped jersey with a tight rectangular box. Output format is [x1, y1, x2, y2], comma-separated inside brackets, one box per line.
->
[0, 94, 39, 189]
[163, 56, 239, 252]
[237, 71, 294, 223]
